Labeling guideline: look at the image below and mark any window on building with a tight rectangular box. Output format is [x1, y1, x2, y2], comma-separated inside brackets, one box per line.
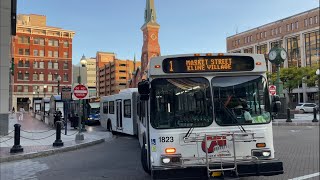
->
[54, 40, 59, 47]
[295, 21, 299, 29]
[33, 50, 39, 56]
[63, 62, 68, 69]
[48, 62, 53, 69]
[119, 64, 126, 67]
[39, 61, 44, 68]
[18, 49, 23, 55]
[256, 44, 268, 70]
[264, 31, 266, 38]
[120, 77, 126, 79]
[63, 74, 68, 81]
[305, 31, 320, 67]
[109, 101, 114, 114]
[54, 62, 59, 69]
[279, 27, 282, 34]
[18, 72, 23, 80]
[33, 73, 38, 81]
[243, 48, 253, 53]
[260, 32, 263, 38]
[34, 38, 44, 45]
[25, 49, 30, 55]
[291, 23, 294, 30]
[304, 19, 308, 27]
[23, 85, 28, 92]
[33, 86, 38, 92]
[40, 50, 44, 57]
[48, 39, 53, 46]
[63, 52, 68, 58]
[315, 16, 318, 24]
[250, 35, 252, 42]
[17, 85, 23, 92]
[287, 36, 301, 68]
[25, 60, 30, 67]
[119, 70, 126, 73]
[53, 87, 58, 93]
[48, 74, 52, 81]
[33, 61, 38, 68]
[54, 51, 59, 58]
[39, 74, 44, 81]
[271, 29, 274, 36]
[48, 51, 53, 57]
[18, 60, 23, 67]
[124, 99, 131, 118]
[275, 28, 278, 35]
[18, 36, 30, 44]
[47, 86, 52, 92]
[244, 37, 247, 44]
[287, 24, 290, 31]
[309, 17, 313, 25]
[237, 39, 240, 44]
[24, 72, 29, 80]
[63, 41, 69, 47]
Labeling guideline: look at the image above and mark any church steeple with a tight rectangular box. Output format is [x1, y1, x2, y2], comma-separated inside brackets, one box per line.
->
[144, 0, 158, 25]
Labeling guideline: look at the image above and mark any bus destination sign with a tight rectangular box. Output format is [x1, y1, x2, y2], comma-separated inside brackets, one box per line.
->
[162, 56, 255, 73]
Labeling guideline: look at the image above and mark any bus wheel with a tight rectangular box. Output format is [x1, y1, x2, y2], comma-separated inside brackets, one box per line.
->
[141, 144, 151, 175]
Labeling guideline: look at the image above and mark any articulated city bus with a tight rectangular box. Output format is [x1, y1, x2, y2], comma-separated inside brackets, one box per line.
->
[100, 88, 139, 135]
[137, 53, 284, 179]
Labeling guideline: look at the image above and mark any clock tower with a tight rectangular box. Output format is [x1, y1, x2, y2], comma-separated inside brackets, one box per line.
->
[140, 0, 160, 79]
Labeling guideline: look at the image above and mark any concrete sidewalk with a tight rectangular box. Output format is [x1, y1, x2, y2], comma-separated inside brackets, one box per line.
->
[273, 113, 320, 126]
[0, 113, 112, 163]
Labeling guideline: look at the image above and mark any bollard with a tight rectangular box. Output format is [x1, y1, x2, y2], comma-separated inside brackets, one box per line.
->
[10, 124, 23, 153]
[286, 108, 292, 122]
[53, 121, 64, 147]
[312, 107, 318, 122]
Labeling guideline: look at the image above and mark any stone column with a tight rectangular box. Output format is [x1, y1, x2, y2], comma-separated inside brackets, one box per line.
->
[0, 0, 11, 135]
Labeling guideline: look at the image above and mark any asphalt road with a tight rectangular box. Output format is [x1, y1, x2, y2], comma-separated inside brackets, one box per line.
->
[0, 126, 319, 180]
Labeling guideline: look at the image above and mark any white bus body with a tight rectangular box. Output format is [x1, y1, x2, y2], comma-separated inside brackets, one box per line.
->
[137, 53, 283, 179]
[100, 88, 139, 136]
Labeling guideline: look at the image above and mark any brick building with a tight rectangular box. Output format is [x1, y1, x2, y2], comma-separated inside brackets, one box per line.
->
[12, 14, 75, 111]
[226, 8, 319, 103]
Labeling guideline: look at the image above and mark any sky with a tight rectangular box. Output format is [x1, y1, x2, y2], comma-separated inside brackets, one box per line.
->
[17, 0, 319, 64]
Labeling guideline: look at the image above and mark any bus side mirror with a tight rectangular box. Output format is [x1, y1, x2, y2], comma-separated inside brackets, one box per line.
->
[138, 80, 150, 101]
[272, 95, 281, 113]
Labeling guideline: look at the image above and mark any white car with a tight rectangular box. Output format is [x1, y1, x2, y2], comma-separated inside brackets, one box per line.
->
[295, 103, 318, 113]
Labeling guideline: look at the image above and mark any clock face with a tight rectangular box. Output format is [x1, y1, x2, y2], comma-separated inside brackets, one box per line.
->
[280, 50, 287, 60]
[268, 51, 277, 61]
[150, 34, 157, 40]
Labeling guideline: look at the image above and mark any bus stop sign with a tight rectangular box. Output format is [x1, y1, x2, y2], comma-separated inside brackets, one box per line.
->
[269, 85, 276, 96]
[73, 84, 88, 99]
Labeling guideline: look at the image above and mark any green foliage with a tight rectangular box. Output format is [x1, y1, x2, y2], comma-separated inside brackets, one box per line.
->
[268, 65, 319, 93]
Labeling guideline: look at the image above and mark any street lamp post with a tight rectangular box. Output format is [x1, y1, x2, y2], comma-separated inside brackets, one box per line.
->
[57, 75, 61, 95]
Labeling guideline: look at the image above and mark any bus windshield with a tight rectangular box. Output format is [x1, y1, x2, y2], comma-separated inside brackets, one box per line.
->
[212, 75, 271, 125]
[150, 78, 213, 129]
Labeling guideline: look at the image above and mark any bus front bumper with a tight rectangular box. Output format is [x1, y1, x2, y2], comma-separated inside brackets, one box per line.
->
[152, 159, 283, 179]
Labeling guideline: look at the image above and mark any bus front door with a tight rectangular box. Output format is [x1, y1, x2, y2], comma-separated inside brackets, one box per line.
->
[116, 100, 123, 130]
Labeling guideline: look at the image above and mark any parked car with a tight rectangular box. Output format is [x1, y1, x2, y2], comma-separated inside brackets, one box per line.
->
[295, 103, 318, 113]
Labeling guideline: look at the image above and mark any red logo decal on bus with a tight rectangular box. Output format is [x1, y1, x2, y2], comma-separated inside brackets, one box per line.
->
[201, 136, 227, 153]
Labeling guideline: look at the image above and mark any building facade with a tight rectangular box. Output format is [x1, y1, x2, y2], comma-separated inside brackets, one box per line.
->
[98, 58, 140, 97]
[226, 8, 319, 103]
[12, 14, 75, 111]
[129, 0, 161, 88]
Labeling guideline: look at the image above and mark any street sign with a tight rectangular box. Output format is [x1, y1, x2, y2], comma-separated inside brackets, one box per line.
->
[61, 87, 72, 100]
[73, 84, 88, 99]
[269, 85, 277, 96]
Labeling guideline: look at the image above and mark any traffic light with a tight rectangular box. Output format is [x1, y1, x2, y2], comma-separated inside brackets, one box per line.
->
[11, 58, 14, 76]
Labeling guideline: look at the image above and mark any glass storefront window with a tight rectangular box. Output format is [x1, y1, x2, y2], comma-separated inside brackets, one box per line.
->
[305, 30, 320, 67]
[286, 36, 301, 67]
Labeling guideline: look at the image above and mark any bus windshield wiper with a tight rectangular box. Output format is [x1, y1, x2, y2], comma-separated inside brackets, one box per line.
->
[184, 121, 195, 138]
[219, 101, 246, 133]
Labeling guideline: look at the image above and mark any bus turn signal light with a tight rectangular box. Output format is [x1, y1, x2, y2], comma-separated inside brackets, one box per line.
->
[155, 65, 161, 68]
[256, 62, 262, 65]
[256, 143, 266, 148]
[165, 148, 176, 154]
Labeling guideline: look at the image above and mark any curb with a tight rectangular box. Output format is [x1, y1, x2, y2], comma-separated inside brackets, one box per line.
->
[272, 122, 320, 126]
[0, 138, 105, 163]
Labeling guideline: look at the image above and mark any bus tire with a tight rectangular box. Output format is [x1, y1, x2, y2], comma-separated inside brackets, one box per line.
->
[141, 144, 151, 175]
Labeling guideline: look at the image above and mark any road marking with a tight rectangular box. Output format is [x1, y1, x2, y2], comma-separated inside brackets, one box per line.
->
[289, 172, 320, 180]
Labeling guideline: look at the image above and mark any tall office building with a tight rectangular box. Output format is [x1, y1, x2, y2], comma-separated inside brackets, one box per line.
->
[12, 14, 75, 110]
[226, 8, 319, 103]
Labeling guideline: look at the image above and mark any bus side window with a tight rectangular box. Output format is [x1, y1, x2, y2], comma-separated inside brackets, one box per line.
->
[103, 102, 108, 114]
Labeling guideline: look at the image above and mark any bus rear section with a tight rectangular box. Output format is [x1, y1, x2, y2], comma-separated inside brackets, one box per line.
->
[140, 74, 283, 179]
[100, 88, 138, 136]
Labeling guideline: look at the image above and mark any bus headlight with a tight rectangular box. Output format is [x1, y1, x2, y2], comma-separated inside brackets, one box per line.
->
[162, 158, 170, 164]
[252, 149, 271, 159]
